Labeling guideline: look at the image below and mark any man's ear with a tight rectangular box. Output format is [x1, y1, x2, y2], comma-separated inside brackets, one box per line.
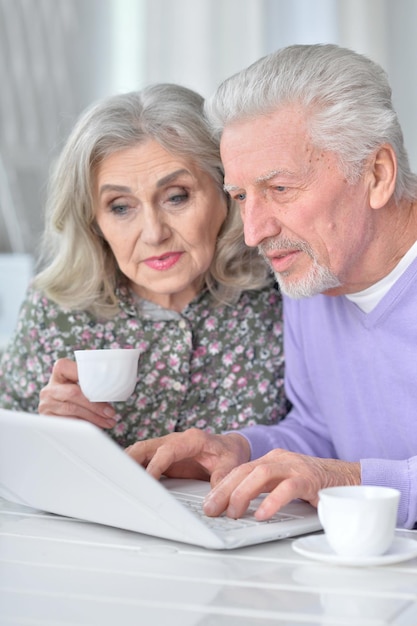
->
[368, 144, 397, 209]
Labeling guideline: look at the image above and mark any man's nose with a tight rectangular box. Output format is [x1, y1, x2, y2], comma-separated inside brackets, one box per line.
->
[241, 194, 281, 247]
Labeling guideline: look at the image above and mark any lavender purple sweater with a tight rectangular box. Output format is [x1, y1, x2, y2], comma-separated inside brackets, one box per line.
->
[239, 257, 417, 528]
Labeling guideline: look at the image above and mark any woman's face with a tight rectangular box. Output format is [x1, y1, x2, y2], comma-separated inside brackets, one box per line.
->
[94, 140, 227, 311]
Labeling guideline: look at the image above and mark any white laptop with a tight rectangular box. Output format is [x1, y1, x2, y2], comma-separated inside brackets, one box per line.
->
[0, 409, 321, 549]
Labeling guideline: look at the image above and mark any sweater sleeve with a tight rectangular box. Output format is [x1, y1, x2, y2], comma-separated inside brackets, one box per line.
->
[361, 457, 417, 529]
[237, 296, 337, 460]
[233, 287, 417, 530]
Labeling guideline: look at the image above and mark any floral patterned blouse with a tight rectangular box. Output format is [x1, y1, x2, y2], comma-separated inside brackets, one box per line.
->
[0, 283, 288, 447]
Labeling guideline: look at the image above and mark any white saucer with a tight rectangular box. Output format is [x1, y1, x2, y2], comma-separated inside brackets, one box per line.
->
[292, 534, 417, 567]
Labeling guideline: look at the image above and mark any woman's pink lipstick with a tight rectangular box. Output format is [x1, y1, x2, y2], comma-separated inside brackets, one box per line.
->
[143, 252, 183, 271]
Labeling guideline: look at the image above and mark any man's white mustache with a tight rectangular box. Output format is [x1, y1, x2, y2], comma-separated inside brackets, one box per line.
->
[258, 237, 314, 258]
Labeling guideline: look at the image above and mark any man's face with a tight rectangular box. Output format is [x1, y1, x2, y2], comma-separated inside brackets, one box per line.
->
[221, 106, 374, 297]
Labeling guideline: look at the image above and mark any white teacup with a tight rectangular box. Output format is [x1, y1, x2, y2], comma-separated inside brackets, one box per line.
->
[318, 485, 400, 557]
[74, 348, 140, 402]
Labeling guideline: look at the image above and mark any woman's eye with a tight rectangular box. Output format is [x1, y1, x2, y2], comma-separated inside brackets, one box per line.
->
[170, 193, 188, 204]
[165, 188, 189, 206]
[109, 203, 130, 215]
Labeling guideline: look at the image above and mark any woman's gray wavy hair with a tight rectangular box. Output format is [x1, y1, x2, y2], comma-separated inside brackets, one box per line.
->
[35, 83, 271, 317]
[205, 43, 417, 203]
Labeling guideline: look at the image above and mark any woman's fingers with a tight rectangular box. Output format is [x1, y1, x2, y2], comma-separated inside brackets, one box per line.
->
[38, 358, 117, 428]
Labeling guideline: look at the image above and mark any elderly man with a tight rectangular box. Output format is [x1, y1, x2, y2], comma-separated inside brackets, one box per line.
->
[127, 44, 417, 529]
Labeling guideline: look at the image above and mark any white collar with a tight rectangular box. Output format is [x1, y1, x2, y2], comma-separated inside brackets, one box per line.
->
[345, 240, 417, 312]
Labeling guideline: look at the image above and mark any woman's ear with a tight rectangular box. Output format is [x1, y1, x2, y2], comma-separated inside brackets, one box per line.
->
[368, 144, 397, 209]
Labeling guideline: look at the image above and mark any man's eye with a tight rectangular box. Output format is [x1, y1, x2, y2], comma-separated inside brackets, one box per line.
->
[274, 186, 286, 192]
[234, 192, 246, 202]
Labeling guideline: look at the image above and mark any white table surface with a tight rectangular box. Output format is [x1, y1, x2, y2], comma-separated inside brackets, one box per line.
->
[1, 496, 417, 626]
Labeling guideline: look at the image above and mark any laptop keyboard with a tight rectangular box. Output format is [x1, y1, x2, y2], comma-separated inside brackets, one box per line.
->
[175, 494, 301, 532]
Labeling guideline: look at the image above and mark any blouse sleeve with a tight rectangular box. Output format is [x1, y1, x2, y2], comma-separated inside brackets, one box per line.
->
[0, 287, 63, 412]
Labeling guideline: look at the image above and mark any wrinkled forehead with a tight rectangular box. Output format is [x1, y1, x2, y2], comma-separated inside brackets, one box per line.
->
[220, 109, 315, 189]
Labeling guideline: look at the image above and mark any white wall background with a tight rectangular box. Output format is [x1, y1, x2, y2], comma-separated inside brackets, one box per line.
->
[1, 0, 417, 257]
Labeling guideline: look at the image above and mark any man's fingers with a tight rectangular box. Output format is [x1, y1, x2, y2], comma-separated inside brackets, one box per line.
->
[254, 478, 302, 520]
[145, 430, 210, 478]
[127, 431, 204, 476]
[205, 458, 304, 520]
[204, 463, 255, 517]
[145, 445, 182, 479]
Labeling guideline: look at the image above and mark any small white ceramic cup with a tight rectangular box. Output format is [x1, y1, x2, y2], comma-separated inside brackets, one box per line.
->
[74, 348, 140, 402]
[317, 485, 400, 558]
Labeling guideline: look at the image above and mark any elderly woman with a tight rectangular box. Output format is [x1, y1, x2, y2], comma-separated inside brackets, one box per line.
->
[0, 83, 288, 447]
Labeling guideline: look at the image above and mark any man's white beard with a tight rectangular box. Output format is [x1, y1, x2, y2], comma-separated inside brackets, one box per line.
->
[259, 236, 341, 299]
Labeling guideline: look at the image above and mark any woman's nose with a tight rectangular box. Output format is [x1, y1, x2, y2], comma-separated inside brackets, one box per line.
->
[140, 208, 171, 245]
